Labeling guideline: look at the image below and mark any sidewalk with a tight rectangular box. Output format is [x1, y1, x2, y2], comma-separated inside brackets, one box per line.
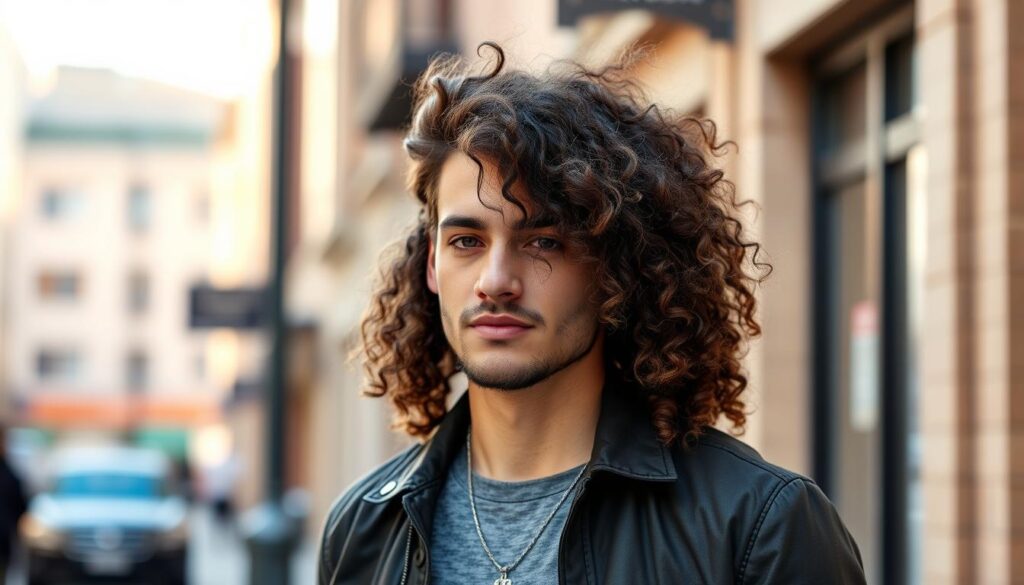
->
[190, 505, 316, 585]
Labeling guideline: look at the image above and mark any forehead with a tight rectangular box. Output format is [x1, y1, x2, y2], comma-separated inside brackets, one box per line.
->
[435, 151, 552, 231]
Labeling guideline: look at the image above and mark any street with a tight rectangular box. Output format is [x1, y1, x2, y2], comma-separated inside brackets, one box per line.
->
[6, 505, 316, 585]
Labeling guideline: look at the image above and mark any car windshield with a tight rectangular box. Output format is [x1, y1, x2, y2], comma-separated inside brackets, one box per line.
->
[55, 473, 162, 499]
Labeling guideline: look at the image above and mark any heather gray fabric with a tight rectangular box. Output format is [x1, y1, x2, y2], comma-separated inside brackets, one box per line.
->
[428, 440, 586, 585]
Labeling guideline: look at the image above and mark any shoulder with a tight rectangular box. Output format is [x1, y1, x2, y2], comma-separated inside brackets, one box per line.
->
[677, 426, 809, 494]
[317, 442, 424, 584]
[679, 427, 865, 584]
[682, 426, 834, 525]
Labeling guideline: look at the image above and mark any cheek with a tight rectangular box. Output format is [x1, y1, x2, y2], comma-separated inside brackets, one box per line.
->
[434, 268, 466, 325]
[542, 271, 595, 311]
[558, 265, 592, 295]
[434, 264, 457, 300]
[438, 307, 454, 336]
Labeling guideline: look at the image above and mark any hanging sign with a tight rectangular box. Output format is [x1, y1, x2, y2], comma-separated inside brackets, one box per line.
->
[557, 0, 735, 41]
[188, 285, 268, 329]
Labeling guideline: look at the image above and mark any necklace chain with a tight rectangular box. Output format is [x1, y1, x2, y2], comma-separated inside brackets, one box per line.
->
[466, 428, 588, 582]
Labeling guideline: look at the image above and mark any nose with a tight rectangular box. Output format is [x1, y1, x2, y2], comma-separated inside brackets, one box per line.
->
[474, 245, 523, 303]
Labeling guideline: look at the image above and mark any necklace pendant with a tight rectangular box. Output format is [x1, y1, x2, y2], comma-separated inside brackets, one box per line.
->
[493, 577, 512, 585]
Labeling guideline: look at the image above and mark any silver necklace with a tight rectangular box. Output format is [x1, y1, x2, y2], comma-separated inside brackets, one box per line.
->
[466, 428, 588, 585]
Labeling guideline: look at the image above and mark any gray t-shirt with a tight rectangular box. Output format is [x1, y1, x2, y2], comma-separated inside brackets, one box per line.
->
[428, 441, 586, 584]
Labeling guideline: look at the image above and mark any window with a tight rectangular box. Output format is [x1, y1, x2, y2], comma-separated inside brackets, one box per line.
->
[39, 187, 84, 220]
[127, 271, 150, 314]
[126, 350, 148, 391]
[36, 349, 81, 383]
[811, 9, 920, 584]
[885, 34, 916, 122]
[38, 271, 81, 301]
[128, 183, 152, 231]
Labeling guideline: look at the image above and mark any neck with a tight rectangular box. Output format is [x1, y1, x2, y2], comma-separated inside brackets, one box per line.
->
[466, 356, 604, 482]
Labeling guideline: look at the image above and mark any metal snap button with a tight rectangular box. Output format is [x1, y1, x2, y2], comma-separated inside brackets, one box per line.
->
[379, 480, 397, 495]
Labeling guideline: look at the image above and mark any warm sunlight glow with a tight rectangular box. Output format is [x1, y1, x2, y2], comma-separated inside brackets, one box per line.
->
[2, 0, 274, 99]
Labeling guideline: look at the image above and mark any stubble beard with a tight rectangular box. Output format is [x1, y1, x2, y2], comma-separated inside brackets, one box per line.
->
[444, 304, 602, 392]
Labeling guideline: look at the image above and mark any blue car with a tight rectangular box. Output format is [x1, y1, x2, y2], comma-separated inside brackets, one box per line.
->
[19, 446, 189, 585]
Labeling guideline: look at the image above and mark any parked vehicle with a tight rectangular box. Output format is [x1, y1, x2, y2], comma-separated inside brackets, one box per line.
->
[20, 445, 188, 585]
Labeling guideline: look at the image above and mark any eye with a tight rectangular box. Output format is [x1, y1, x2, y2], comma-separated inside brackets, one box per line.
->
[532, 237, 562, 251]
[450, 236, 481, 249]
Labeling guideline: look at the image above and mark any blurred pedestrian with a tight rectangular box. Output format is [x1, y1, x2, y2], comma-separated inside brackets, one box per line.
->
[0, 423, 28, 584]
[318, 41, 866, 585]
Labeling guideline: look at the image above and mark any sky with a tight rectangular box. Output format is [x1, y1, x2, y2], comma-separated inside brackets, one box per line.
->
[1, 0, 275, 99]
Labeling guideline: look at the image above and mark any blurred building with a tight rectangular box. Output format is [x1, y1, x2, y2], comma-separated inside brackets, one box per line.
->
[5, 67, 232, 452]
[288, 1, 1023, 584]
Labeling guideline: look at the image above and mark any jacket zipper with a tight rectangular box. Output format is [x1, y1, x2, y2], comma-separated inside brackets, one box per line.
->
[399, 523, 413, 585]
[556, 472, 592, 585]
[401, 491, 432, 585]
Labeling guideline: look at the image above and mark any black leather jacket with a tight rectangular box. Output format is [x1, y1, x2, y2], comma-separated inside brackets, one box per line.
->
[318, 384, 866, 584]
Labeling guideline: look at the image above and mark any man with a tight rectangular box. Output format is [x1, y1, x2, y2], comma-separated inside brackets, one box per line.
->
[319, 42, 866, 584]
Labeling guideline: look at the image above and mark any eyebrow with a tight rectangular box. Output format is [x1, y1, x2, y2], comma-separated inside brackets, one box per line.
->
[438, 214, 558, 232]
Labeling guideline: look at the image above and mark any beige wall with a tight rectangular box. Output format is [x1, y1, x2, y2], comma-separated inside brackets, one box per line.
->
[737, 0, 816, 473]
[970, 0, 1024, 580]
[454, 0, 576, 71]
[759, 0, 853, 52]
[916, 0, 1024, 583]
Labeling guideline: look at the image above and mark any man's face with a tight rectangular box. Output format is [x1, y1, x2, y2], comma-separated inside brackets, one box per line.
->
[426, 152, 604, 391]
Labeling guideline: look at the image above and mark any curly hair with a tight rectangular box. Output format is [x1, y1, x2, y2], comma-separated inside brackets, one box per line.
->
[351, 42, 771, 450]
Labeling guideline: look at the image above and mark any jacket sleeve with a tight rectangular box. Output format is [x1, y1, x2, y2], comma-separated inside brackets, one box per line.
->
[738, 477, 866, 585]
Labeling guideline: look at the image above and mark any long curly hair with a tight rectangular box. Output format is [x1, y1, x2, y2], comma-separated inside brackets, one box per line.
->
[351, 42, 771, 449]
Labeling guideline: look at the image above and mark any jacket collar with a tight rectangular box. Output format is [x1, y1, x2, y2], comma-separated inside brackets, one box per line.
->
[363, 375, 678, 503]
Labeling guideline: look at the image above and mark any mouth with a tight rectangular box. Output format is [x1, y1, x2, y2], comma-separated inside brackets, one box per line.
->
[470, 324, 533, 340]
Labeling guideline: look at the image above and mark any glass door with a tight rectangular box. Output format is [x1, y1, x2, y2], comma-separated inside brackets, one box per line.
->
[811, 7, 921, 584]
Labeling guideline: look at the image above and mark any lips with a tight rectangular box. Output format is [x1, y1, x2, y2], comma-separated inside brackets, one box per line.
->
[470, 323, 532, 340]
[469, 315, 532, 327]
[469, 314, 533, 340]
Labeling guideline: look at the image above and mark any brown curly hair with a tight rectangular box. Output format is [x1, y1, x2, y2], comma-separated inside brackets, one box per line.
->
[351, 42, 771, 450]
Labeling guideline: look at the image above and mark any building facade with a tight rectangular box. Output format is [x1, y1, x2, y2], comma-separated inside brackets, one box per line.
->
[294, 1, 1024, 584]
[5, 67, 238, 443]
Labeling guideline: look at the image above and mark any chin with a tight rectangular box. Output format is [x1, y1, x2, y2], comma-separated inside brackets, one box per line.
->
[462, 361, 550, 391]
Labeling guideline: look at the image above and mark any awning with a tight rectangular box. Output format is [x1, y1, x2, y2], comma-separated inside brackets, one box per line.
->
[20, 393, 222, 429]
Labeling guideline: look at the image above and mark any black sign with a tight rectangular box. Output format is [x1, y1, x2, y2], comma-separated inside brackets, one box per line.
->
[558, 0, 734, 41]
[188, 285, 268, 329]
